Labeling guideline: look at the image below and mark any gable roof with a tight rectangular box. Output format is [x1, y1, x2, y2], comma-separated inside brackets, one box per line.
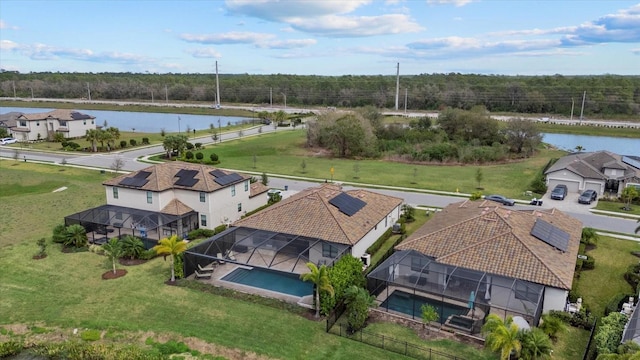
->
[103, 162, 250, 193]
[396, 200, 582, 289]
[546, 150, 640, 180]
[233, 183, 403, 246]
[17, 109, 95, 121]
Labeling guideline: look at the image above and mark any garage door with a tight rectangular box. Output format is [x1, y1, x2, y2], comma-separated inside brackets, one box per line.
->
[548, 179, 580, 193]
[584, 182, 603, 194]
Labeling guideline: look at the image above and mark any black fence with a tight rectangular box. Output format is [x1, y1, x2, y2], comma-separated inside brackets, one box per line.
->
[329, 323, 464, 360]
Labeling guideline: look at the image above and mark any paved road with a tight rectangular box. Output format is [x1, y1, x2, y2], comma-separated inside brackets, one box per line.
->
[2, 124, 639, 236]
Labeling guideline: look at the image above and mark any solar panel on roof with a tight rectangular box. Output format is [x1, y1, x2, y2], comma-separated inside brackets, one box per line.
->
[329, 192, 367, 216]
[134, 170, 152, 179]
[175, 169, 198, 178]
[530, 219, 569, 252]
[118, 177, 149, 188]
[622, 156, 640, 170]
[214, 173, 243, 186]
[209, 169, 226, 178]
[174, 177, 199, 187]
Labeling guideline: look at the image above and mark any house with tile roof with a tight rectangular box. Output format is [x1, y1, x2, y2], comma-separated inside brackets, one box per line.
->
[183, 183, 404, 278]
[367, 199, 582, 330]
[544, 150, 640, 196]
[65, 162, 269, 246]
[6, 109, 96, 141]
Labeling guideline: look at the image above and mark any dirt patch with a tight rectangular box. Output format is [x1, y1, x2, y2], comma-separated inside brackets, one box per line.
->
[102, 269, 127, 280]
[32, 254, 47, 260]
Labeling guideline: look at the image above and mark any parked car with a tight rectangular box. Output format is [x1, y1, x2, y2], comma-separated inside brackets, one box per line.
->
[0, 137, 18, 145]
[550, 184, 568, 200]
[484, 194, 515, 206]
[578, 189, 598, 204]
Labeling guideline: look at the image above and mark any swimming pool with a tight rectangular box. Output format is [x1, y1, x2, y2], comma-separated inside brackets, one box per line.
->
[221, 267, 313, 297]
[380, 290, 467, 324]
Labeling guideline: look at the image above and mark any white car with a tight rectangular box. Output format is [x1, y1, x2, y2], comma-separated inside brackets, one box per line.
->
[0, 137, 18, 145]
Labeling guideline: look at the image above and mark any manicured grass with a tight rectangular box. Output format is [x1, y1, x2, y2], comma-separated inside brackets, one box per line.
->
[536, 123, 640, 138]
[595, 199, 640, 216]
[200, 130, 564, 199]
[0, 161, 486, 359]
[574, 236, 640, 317]
[550, 325, 591, 360]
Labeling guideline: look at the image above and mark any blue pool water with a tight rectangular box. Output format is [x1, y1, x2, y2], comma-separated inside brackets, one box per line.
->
[221, 267, 313, 297]
[380, 290, 467, 324]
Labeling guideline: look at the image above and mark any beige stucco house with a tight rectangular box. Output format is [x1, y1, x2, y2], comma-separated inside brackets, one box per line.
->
[7, 109, 96, 141]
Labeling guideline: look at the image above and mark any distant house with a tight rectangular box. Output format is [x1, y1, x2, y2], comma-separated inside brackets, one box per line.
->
[368, 200, 582, 330]
[545, 150, 640, 196]
[183, 183, 403, 276]
[65, 162, 269, 246]
[4, 109, 96, 141]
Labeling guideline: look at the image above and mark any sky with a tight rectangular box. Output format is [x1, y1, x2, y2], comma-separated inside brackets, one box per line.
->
[1, 0, 639, 76]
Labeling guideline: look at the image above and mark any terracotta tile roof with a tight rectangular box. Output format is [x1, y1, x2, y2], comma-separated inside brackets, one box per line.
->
[233, 183, 403, 246]
[546, 150, 639, 180]
[396, 200, 582, 289]
[103, 162, 250, 193]
[161, 199, 194, 215]
[249, 181, 269, 198]
[18, 109, 95, 121]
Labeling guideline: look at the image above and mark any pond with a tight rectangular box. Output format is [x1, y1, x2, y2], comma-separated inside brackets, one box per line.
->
[0, 106, 257, 133]
[541, 133, 640, 155]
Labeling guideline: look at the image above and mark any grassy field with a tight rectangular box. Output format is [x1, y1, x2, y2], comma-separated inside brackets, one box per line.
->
[186, 129, 565, 199]
[595, 200, 640, 216]
[0, 161, 497, 359]
[574, 236, 640, 317]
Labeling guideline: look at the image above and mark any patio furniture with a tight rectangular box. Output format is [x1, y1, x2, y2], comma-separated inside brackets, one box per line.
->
[226, 250, 237, 261]
[195, 270, 212, 279]
[198, 263, 215, 272]
[217, 253, 225, 264]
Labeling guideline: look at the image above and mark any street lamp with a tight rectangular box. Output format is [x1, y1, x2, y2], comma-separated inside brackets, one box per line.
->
[281, 93, 287, 109]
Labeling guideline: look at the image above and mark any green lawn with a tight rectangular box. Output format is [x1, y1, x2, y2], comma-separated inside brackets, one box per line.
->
[574, 236, 640, 317]
[194, 130, 565, 199]
[595, 199, 640, 216]
[0, 161, 490, 359]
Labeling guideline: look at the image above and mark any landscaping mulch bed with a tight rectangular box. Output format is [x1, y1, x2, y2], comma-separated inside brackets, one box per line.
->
[102, 269, 127, 280]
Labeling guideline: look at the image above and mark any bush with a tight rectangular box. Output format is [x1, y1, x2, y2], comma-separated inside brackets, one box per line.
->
[142, 137, 149, 144]
[139, 249, 157, 260]
[195, 152, 204, 161]
[366, 228, 393, 254]
[624, 263, 640, 291]
[185, 151, 194, 160]
[187, 228, 215, 239]
[174, 254, 184, 279]
[210, 153, 219, 162]
[582, 255, 595, 270]
[529, 176, 547, 195]
[214, 224, 228, 234]
[129, 139, 137, 146]
[52, 224, 67, 243]
[186, 142, 194, 150]
[194, 142, 202, 149]
[119, 140, 127, 148]
[470, 191, 482, 200]
[80, 329, 101, 341]
[0, 340, 23, 357]
[594, 312, 629, 355]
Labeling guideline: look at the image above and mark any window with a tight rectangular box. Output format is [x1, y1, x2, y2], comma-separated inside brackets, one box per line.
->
[113, 187, 119, 199]
[514, 280, 540, 303]
[20, 120, 26, 127]
[385, 216, 388, 227]
[59, 120, 67, 127]
[91, 120, 94, 124]
[146, 191, 153, 204]
[231, 185, 236, 196]
[237, 203, 242, 212]
[83, 120, 86, 125]
[322, 243, 339, 258]
[200, 214, 207, 227]
[199, 192, 206, 202]
[244, 181, 249, 191]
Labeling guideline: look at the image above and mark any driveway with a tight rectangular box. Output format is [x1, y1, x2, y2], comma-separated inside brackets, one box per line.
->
[540, 191, 595, 214]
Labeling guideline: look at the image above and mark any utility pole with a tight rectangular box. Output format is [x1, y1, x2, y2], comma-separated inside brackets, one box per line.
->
[165, 85, 168, 104]
[281, 93, 286, 108]
[570, 98, 574, 121]
[151, 89, 154, 103]
[579, 91, 586, 124]
[215, 61, 220, 107]
[30, 87, 34, 99]
[404, 88, 408, 113]
[87, 82, 91, 101]
[12, 81, 16, 98]
[395, 62, 400, 111]
[270, 87, 273, 108]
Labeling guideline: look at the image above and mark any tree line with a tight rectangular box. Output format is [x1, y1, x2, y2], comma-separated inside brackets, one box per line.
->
[1, 71, 639, 117]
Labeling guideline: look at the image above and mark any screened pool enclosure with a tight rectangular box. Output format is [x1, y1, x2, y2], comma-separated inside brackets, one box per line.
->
[183, 226, 351, 277]
[367, 250, 544, 332]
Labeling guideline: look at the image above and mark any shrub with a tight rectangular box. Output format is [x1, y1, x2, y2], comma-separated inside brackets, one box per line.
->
[139, 249, 157, 260]
[174, 254, 184, 279]
[185, 151, 194, 160]
[119, 140, 126, 148]
[142, 137, 149, 144]
[400, 204, 415, 222]
[624, 263, 640, 290]
[594, 312, 629, 355]
[366, 228, 393, 254]
[214, 224, 228, 234]
[129, 139, 137, 146]
[470, 191, 482, 200]
[186, 142, 194, 150]
[195, 152, 204, 161]
[187, 228, 215, 239]
[582, 255, 595, 270]
[80, 329, 101, 341]
[194, 142, 202, 149]
[0, 340, 23, 357]
[63, 141, 81, 150]
[210, 153, 219, 162]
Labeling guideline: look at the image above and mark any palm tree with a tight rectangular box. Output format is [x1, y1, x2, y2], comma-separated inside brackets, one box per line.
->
[152, 235, 187, 282]
[343, 285, 375, 331]
[85, 129, 99, 152]
[63, 224, 88, 248]
[538, 313, 566, 340]
[482, 314, 522, 360]
[102, 238, 124, 274]
[300, 262, 334, 318]
[518, 328, 552, 360]
[120, 235, 145, 260]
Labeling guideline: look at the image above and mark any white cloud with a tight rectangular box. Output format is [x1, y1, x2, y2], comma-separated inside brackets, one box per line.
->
[259, 38, 317, 49]
[181, 32, 275, 44]
[186, 48, 222, 58]
[0, 39, 19, 50]
[225, 0, 422, 37]
[2, 40, 150, 64]
[631, 48, 640, 55]
[0, 20, 19, 30]
[426, 0, 475, 7]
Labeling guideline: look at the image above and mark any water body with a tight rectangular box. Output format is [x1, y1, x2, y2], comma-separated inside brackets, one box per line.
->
[541, 133, 640, 155]
[0, 106, 254, 133]
[2, 106, 638, 154]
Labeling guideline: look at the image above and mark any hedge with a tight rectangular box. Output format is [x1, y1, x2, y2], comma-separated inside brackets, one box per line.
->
[366, 227, 393, 254]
